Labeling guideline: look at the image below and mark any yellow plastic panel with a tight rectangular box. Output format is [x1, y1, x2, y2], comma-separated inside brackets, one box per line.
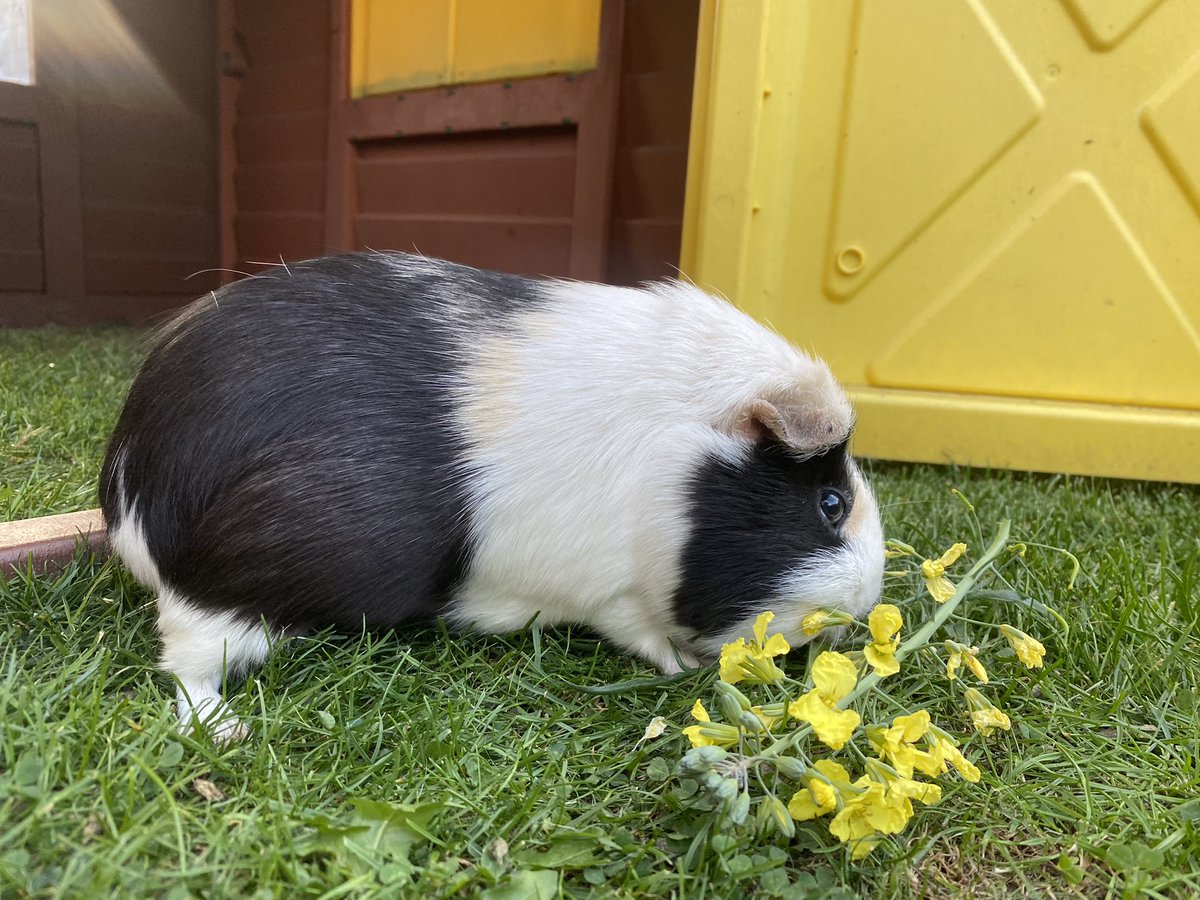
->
[1061, 0, 1166, 50]
[825, 0, 1044, 301]
[350, 0, 599, 99]
[682, 0, 1200, 482]
[872, 174, 1200, 408]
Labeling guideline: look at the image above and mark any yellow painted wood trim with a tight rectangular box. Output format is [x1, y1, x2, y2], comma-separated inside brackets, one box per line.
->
[350, 0, 600, 98]
[349, 0, 368, 100]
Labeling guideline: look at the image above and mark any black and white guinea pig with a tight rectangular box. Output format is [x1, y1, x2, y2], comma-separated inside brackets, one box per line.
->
[99, 251, 884, 739]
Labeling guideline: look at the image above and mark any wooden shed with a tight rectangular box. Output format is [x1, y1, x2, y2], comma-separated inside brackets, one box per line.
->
[0, 0, 699, 326]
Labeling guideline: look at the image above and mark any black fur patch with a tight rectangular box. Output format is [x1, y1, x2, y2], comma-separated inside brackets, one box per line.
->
[99, 252, 545, 630]
[671, 439, 855, 638]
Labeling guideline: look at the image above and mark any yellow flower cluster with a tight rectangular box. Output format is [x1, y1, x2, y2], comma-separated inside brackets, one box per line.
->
[672, 523, 1057, 862]
[788, 757, 942, 860]
[719, 611, 790, 684]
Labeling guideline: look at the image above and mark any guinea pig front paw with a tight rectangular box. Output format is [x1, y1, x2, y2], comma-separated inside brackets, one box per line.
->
[176, 692, 251, 744]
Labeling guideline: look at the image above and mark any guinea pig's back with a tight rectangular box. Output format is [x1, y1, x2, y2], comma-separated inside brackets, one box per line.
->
[100, 252, 546, 630]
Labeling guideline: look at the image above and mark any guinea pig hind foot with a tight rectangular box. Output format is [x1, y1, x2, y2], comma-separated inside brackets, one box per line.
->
[177, 690, 249, 744]
[156, 589, 274, 743]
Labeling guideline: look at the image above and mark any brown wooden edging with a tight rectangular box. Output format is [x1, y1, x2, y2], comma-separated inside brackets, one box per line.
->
[0, 510, 108, 578]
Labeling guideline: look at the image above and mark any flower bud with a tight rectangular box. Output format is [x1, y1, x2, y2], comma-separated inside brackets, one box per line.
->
[679, 745, 727, 773]
[883, 539, 917, 558]
[767, 796, 795, 839]
[713, 776, 739, 804]
[736, 709, 766, 733]
[727, 790, 751, 825]
[755, 794, 775, 837]
[714, 679, 753, 711]
[716, 692, 744, 725]
[773, 756, 808, 781]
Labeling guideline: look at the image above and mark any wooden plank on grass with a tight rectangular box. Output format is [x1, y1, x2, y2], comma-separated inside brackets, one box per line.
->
[0, 510, 107, 578]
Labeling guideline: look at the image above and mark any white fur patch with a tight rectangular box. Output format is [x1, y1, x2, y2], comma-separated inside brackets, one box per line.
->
[106, 446, 163, 593]
[158, 588, 273, 740]
[108, 511, 162, 593]
[448, 278, 867, 668]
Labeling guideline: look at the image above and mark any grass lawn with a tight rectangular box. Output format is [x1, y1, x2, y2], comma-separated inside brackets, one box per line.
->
[2, 327, 1198, 898]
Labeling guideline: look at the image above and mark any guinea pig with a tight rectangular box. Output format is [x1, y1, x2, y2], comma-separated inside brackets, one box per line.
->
[99, 251, 884, 740]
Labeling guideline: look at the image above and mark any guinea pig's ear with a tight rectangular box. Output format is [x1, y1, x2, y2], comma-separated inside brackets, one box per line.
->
[733, 372, 854, 456]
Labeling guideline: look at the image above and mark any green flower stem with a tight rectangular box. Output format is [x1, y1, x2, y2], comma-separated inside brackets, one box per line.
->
[835, 519, 1012, 712]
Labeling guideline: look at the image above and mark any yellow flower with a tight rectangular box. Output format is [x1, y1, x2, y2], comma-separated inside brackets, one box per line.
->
[920, 542, 968, 603]
[865, 759, 943, 809]
[863, 604, 902, 677]
[999, 624, 1046, 668]
[788, 652, 861, 750]
[681, 700, 740, 748]
[866, 710, 937, 779]
[964, 687, 1011, 737]
[944, 641, 989, 684]
[801, 609, 853, 636]
[923, 725, 981, 783]
[787, 759, 852, 821]
[828, 780, 910, 860]
[719, 611, 790, 684]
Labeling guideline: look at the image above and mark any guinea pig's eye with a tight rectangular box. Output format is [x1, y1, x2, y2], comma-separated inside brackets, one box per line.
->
[818, 488, 847, 526]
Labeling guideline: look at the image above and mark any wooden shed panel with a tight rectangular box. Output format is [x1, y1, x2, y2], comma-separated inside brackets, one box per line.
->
[85, 255, 214, 296]
[604, 0, 698, 285]
[353, 128, 576, 276]
[74, 0, 218, 299]
[356, 216, 572, 277]
[237, 212, 326, 263]
[235, 0, 330, 65]
[0, 117, 43, 293]
[356, 129, 576, 220]
[612, 145, 688, 221]
[231, 0, 330, 270]
[615, 70, 696, 149]
[607, 220, 686, 286]
[621, 0, 701, 75]
[79, 153, 213, 210]
[237, 59, 331, 117]
[0, 119, 39, 194]
[235, 162, 328, 215]
[235, 111, 329, 166]
[84, 206, 214, 260]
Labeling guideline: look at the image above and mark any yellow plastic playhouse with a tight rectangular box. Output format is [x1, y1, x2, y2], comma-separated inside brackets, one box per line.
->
[682, 0, 1200, 483]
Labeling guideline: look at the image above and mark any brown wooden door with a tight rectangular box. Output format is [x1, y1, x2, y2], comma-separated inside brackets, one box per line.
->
[0, 0, 220, 326]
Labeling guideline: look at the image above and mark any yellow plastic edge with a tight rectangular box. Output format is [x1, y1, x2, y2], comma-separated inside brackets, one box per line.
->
[850, 388, 1200, 483]
[679, 0, 716, 278]
[679, 0, 769, 297]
